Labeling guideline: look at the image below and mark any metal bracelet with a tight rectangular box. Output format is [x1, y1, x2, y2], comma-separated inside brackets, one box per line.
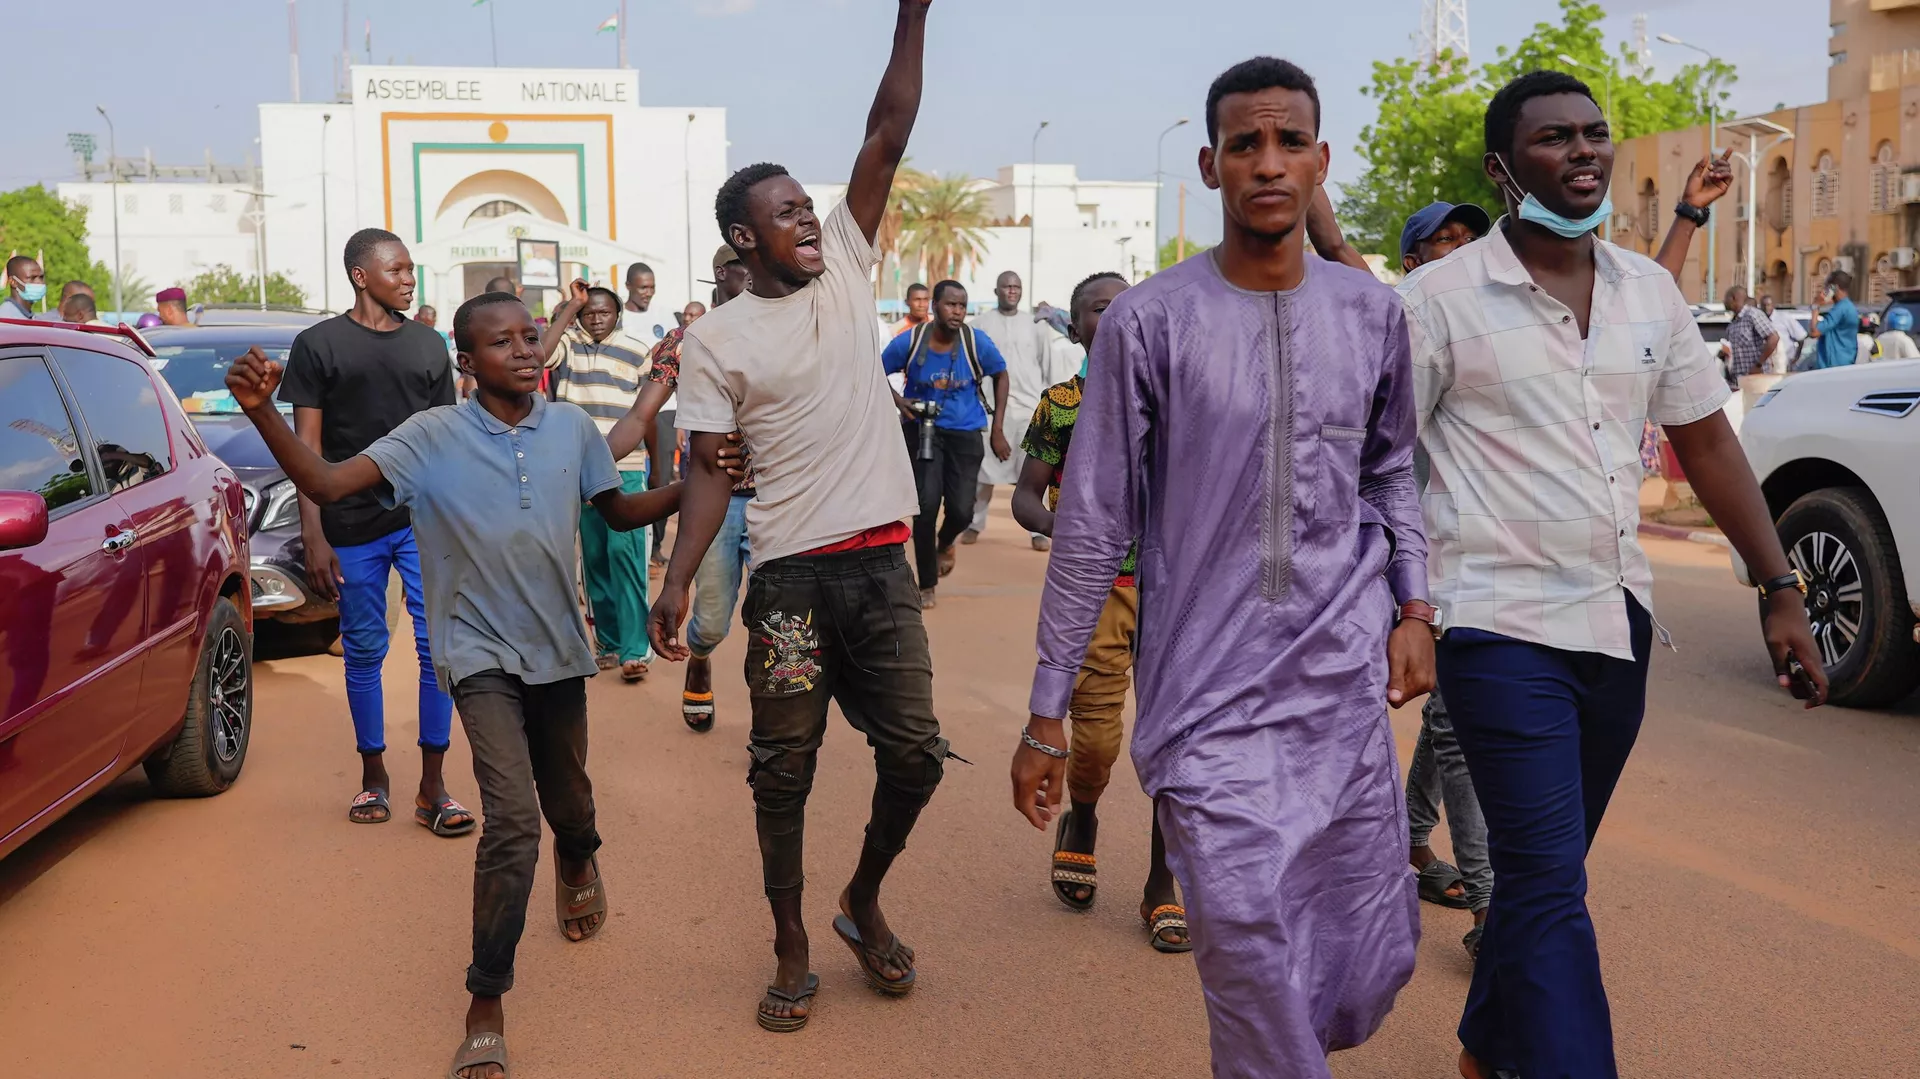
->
[1021, 725, 1070, 759]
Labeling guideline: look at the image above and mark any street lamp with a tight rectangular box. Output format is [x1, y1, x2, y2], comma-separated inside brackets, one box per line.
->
[239, 190, 277, 310]
[95, 106, 124, 318]
[1154, 118, 1189, 271]
[684, 113, 697, 302]
[1554, 54, 1617, 244]
[320, 112, 333, 312]
[1658, 33, 1723, 300]
[1721, 116, 1794, 299]
[1029, 120, 1049, 302]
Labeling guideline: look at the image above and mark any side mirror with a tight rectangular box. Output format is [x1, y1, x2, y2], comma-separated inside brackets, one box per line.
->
[0, 491, 50, 551]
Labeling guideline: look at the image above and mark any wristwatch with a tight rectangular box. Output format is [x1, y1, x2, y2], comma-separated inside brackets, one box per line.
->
[1757, 569, 1807, 599]
[1397, 600, 1444, 640]
[1674, 200, 1711, 227]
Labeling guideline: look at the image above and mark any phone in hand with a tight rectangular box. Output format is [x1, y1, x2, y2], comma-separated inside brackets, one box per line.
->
[1786, 653, 1817, 701]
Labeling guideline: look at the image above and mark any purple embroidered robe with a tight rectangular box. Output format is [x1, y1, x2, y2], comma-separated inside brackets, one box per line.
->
[1028, 252, 1428, 1077]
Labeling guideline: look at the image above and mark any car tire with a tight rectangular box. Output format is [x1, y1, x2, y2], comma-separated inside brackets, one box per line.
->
[1766, 487, 1920, 708]
[145, 596, 252, 796]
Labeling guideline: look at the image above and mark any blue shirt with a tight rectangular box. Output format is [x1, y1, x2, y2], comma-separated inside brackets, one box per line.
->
[362, 395, 621, 693]
[882, 327, 1007, 431]
[1815, 297, 1860, 370]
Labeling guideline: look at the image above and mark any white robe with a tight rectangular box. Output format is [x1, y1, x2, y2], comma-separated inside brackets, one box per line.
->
[970, 307, 1076, 487]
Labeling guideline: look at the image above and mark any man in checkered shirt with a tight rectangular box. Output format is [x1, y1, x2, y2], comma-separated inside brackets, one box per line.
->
[1721, 285, 1781, 380]
[1399, 70, 1828, 1079]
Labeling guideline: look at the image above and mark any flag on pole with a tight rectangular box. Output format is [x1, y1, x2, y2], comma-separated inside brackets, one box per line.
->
[472, 0, 487, 6]
[596, 14, 618, 33]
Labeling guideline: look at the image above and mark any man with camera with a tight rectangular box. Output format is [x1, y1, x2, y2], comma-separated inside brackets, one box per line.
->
[883, 279, 1011, 606]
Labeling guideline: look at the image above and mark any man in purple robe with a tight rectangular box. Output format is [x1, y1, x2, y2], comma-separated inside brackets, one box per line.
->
[1010, 58, 1438, 1078]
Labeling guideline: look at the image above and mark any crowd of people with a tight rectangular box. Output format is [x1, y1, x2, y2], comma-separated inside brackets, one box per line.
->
[198, 2, 1847, 1077]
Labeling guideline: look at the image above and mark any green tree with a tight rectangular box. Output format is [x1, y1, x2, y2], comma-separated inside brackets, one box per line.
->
[0, 185, 112, 309]
[1158, 237, 1213, 270]
[900, 173, 992, 283]
[184, 263, 308, 308]
[1337, 0, 1737, 259]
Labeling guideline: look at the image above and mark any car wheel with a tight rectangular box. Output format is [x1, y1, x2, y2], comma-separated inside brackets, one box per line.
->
[144, 596, 252, 796]
[1765, 487, 1920, 708]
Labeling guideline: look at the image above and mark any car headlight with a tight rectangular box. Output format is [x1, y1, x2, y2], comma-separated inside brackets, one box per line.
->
[1753, 388, 1782, 409]
[256, 479, 301, 531]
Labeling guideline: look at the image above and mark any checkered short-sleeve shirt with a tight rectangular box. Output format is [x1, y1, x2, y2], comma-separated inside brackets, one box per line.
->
[1398, 223, 1730, 659]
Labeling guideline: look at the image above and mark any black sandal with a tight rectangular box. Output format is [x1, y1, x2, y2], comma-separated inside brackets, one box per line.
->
[415, 796, 477, 837]
[831, 913, 916, 996]
[1417, 860, 1471, 909]
[683, 690, 715, 733]
[1463, 923, 1484, 963]
[756, 973, 820, 1033]
[1143, 904, 1194, 954]
[348, 787, 390, 824]
[1051, 811, 1097, 911]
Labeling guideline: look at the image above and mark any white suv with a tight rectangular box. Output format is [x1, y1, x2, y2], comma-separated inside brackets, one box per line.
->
[1735, 361, 1920, 706]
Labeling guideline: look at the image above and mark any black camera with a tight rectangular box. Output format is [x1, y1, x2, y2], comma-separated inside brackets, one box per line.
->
[905, 398, 942, 461]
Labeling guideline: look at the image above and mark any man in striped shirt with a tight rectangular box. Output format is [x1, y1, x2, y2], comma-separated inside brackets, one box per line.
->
[542, 279, 656, 682]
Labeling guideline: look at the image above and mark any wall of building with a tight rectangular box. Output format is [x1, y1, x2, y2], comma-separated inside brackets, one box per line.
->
[52, 179, 262, 303]
[1829, 0, 1920, 101]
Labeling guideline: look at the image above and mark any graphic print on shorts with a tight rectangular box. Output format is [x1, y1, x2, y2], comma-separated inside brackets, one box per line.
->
[757, 609, 822, 695]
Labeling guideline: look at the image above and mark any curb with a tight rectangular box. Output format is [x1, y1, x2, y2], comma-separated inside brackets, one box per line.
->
[1638, 521, 1731, 548]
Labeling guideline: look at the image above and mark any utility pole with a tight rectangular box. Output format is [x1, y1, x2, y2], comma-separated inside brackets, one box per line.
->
[288, 0, 301, 103]
[1029, 121, 1048, 302]
[684, 114, 696, 301]
[96, 106, 124, 318]
[619, 0, 628, 68]
[1154, 118, 1189, 273]
[320, 113, 333, 311]
[1177, 183, 1187, 263]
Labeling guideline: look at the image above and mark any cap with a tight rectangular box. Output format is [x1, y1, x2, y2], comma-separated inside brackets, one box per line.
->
[1398, 202, 1492, 262]
[155, 286, 187, 304]
[713, 244, 741, 273]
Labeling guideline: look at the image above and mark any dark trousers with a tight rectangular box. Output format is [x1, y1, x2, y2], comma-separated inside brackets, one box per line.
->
[648, 408, 677, 554]
[1436, 594, 1652, 1079]
[453, 670, 601, 997]
[741, 544, 948, 897]
[902, 422, 985, 589]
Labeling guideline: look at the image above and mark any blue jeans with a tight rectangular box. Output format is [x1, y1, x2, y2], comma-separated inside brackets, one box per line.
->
[1436, 593, 1652, 1079]
[688, 492, 752, 658]
[336, 526, 454, 755]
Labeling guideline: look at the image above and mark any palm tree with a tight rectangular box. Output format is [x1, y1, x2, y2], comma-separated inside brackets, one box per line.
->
[874, 160, 929, 298]
[901, 173, 992, 285]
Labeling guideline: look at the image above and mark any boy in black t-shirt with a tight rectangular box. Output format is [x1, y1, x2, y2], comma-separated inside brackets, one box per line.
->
[277, 227, 473, 837]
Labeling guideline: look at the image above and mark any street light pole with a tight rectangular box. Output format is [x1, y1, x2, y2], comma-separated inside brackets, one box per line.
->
[684, 113, 696, 301]
[1029, 120, 1048, 302]
[320, 112, 333, 311]
[1154, 118, 1189, 272]
[95, 106, 124, 318]
[1721, 117, 1794, 299]
[1556, 55, 1614, 241]
[1659, 33, 1722, 301]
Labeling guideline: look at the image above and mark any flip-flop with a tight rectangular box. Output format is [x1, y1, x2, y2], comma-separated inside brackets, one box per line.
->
[756, 972, 820, 1033]
[1051, 811, 1097, 911]
[1143, 904, 1194, 954]
[556, 853, 607, 941]
[831, 913, 916, 996]
[1417, 860, 1472, 909]
[1463, 923, 1484, 963]
[446, 1031, 509, 1079]
[683, 690, 716, 733]
[621, 660, 649, 683]
[415, 796, 477, 837]
[348, 787, 390, 824]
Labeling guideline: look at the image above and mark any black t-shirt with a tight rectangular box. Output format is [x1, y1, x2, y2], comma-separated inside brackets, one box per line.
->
[279, 312, 455, 547]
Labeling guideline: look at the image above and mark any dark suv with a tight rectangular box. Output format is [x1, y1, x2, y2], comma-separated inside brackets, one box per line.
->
[144, 324, 337, 650]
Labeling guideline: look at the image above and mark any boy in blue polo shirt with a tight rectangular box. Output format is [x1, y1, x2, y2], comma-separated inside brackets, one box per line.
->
[226, 291, 723, 1079]
[881, 278, 1010, 605]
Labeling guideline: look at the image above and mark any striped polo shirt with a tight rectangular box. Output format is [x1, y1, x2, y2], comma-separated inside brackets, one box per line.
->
[552, 324, 652, 469]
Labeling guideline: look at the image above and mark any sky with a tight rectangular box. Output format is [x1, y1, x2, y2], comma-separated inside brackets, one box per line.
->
[10, 0, 1827, 246]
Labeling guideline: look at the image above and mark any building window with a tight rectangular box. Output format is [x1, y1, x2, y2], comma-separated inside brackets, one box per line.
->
[1635, 179, 1659, 244]
[1872, 143, 1899, 213]
[1811, 153, 1840, 219]
[1832, 51, 1849, 68]
[464, 199, 529, 227]
[1765, 157, 1792, 231]
[168, 193, 183, 215]
[209, 195, 227, 213]
[1871, 255, 1899, 304]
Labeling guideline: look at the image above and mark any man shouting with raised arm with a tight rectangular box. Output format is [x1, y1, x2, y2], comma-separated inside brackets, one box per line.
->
[647, 0, 949, 1035]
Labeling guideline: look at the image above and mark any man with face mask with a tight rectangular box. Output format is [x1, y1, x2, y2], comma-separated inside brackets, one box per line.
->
[3, 256, 47, 320]
[1398, 70, 1829, 1079]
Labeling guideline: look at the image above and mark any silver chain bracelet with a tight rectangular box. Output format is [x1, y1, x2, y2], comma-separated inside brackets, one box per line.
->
[1021, 725, 1069, 759]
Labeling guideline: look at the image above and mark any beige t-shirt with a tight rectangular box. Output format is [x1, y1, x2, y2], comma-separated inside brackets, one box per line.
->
[676, 200, 918, 566]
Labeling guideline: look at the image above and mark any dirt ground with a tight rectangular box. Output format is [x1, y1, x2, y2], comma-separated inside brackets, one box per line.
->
[3, 496, 1917, 1078]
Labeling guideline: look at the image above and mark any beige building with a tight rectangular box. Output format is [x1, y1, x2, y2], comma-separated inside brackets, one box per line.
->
[1608, 0, 1920, 307]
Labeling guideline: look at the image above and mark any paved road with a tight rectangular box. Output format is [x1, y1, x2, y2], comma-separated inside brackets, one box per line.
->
[4, 499, 1919, 1078]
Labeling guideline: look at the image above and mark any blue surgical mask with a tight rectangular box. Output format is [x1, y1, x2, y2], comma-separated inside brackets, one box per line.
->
[18, 282, 46, 304]
[1495, 155, 1613, 239]
[1079, 354, 1089, 379]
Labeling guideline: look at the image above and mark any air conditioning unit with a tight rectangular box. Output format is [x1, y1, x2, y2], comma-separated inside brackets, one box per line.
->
[1902, 174, 1920, 204]
[1894, 247, 1919, 269]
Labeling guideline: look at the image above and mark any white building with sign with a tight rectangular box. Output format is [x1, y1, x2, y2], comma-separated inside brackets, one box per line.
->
[62, 65, 728, 318]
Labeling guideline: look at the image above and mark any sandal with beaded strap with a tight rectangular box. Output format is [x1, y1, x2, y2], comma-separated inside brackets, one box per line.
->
[1143, 904, 1193, 954]
[1051, 811, 1097, 911]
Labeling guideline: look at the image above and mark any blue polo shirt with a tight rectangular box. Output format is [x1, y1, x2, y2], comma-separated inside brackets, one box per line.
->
[362, 394, 620, 693]
[882, 327, 1007, 431]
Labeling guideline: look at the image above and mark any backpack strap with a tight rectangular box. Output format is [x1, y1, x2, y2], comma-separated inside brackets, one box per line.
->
[961, 326, 994, 417]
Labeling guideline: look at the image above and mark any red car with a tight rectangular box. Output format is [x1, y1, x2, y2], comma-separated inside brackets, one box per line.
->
[0, 318, 253, 861]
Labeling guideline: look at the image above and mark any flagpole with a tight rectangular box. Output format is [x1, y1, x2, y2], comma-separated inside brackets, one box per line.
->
[489, 0, 498, 65]
[618, 0, 628, 68]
